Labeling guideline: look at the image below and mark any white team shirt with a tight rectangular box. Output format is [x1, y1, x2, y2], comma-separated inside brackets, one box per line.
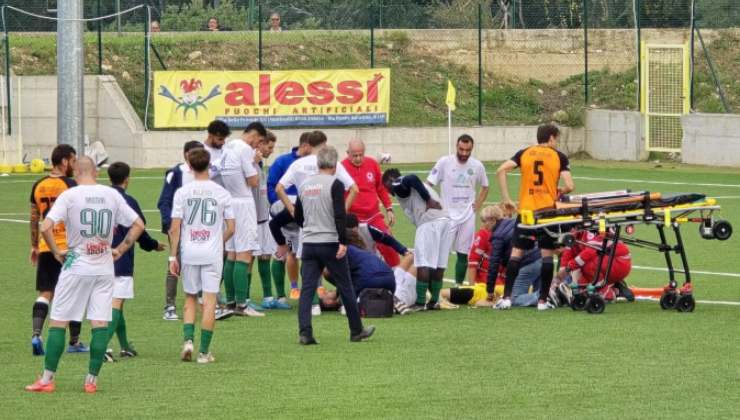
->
[171, 179, 234, 266]
[278, 154, 355, 191]
[45, 184, 139, 276]
[427, 155, 488, 222]
[178, 163, 196, 186]
[203, 142, 224, 183]
[220, 139, 258, 199]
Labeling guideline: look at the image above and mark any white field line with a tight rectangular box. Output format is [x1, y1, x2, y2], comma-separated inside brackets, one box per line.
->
[632, 265, 740, 278]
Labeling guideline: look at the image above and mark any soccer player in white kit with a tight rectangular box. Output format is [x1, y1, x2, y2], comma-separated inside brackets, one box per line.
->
[168, 148, 235, 364]
[382, 168, 453, 311]
[427, 134, 489, 286]
[220, 122, 266, 316]
[25, 157, 144, 394]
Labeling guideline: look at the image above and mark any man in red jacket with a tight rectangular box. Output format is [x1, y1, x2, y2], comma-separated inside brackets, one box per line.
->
[341, 139, 399, 267]
[559, 230, 634, 301]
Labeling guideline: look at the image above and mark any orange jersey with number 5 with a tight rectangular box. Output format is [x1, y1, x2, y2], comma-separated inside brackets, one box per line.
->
[511, 145, 570, 212]
[30, 176, 75, 252]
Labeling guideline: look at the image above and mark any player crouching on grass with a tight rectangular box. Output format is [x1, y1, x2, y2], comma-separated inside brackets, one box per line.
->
[382, 168, 452, 312]
[557, 230, 634, 302]
[104, 162, 166, 362]
[168, 148, 235, 364]
[26, 157, 145, 394]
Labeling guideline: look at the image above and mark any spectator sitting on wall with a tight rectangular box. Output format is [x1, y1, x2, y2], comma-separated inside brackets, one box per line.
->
[269, 12, 283, 32]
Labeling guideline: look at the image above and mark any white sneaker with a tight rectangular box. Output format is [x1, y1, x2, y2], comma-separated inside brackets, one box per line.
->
[537, 301, 556, 311]
[180, 340, 193, 362]
[197, 352, 215, 364]
[494, 298, 512, 310]
[311, 304, 322, 316]
[163, 305, 179, 321]
[340, 305, 346, 315]
[238, 304, 265, 317]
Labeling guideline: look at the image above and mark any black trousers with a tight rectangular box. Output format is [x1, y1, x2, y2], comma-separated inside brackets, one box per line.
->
[299, 243, 363, 338]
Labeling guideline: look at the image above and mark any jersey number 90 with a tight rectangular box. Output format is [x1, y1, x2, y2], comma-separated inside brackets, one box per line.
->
[80, 208, 113, 238]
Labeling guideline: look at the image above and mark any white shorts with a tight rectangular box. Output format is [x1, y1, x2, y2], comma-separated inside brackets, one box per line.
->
[254, 222, 277, 257]
[393, 267, 417, 307]
[182, 262, 222, 295]
[225, 198, 260, 253]
[50, 271, 114, 322]
[113, 276, 134, 299]
[414, 218, 453, 269]
[450, 213, 476, 254]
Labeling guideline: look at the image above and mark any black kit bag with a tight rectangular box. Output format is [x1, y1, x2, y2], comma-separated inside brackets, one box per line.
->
[358, 288, 394, 318]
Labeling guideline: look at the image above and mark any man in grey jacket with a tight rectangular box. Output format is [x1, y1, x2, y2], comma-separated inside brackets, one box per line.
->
[293, 146, 375, 345]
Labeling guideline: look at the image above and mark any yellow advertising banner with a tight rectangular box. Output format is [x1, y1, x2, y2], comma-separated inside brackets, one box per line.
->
[154, 68, 390, 128]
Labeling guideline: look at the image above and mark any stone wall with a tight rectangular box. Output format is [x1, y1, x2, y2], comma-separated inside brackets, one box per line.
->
[682, 113, 740, 167]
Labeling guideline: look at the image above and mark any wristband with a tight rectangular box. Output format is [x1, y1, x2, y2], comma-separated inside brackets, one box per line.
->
[168, 256, 177, 262]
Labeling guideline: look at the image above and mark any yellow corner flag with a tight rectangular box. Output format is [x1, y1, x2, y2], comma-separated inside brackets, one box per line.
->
[446, 80, 456, 111]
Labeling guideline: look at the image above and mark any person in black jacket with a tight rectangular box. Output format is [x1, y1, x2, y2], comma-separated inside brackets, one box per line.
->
[486, 204, 545, 307]
[106, 162, 166, 360]
[157, 140, 203, 320]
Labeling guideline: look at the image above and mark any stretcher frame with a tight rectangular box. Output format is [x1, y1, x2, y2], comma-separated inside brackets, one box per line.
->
[517, 192, 732, 314]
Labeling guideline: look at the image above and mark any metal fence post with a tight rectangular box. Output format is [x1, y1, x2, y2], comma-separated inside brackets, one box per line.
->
[636, 0, 641, 111]
[583, 0, 589, 106]
[370, 2, 375, 68]
[478, 1, 482, 126]
[97, 0, 102, 75]
[258, 0, 262, 70]
[3, 7, 10, 135]
[144, 7, 150, 129]
[689, 0, 695, 110]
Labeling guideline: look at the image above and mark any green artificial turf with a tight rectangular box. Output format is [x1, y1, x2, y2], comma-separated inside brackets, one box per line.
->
[0, 161, 738, 419]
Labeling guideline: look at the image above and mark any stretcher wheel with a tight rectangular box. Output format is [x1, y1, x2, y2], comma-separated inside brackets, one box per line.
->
[712, 220, 732, 241]
[675, 294, 696, 312]
[571, 294, 587, 311]
[660, 292, 678, 310]
[585, 294, 606, 314]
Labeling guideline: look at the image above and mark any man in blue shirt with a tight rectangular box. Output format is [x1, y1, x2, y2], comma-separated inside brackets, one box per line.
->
[266, 132, 311, 299]
[108, 162, 166, 360]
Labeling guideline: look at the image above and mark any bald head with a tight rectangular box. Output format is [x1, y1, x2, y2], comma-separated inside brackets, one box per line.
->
[346, 139, 366, 167]
[74, 156, 98, 184]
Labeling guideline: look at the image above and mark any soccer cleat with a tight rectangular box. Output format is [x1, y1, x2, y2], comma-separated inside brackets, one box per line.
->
[311, 304, 322, 316]
[557, 282, 574, 306]
[237, 304, 265, 317]
[31, 335, 44, 356]
[196, 352, 215, 364]
[439, 299, 459, 310]
[394, 302, 411, 315]
[181, 340, 194, 362]
[299, 335, 318, 345]
[548, 287, 561, 308]
[25, 378, 55, 393]
[494, 298, 512, 310]
[406, 304, 426, 313]
[67, 341, 90, 353]
[120, 346, 138, 358]
[537, 300, 557, 311]
[163, 305, 179, 321]
[215, 306, 234, 321]
[261, 299, 275, 310]
[272, 297, 292, 309]
[104, 349, 116, 363]
[289, 288, 300, 300]
[425, 301, 440, 311]
[247, 300, 265, 312]
[350, 326, 376, 342]
[84, 382, 97, 394]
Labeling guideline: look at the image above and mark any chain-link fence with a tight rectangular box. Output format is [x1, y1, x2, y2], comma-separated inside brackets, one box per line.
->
[0, 0, 738, 131]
